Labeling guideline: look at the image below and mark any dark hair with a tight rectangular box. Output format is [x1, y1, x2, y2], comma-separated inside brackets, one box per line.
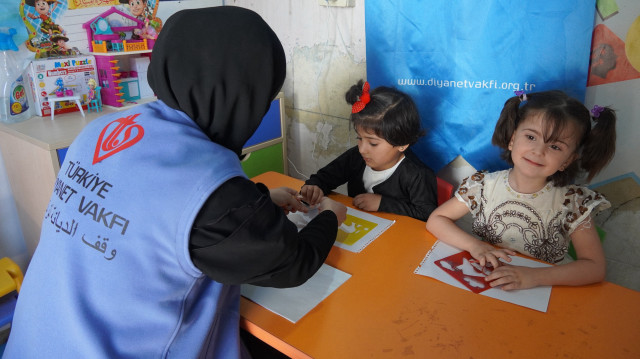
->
[345, 80, 425, 146]
[492, 90, 616, 186]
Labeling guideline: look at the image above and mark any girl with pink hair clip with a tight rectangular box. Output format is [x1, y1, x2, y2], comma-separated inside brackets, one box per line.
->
[427, 90, 616, 290]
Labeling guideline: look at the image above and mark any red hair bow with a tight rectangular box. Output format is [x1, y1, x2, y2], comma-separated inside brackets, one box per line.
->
[351, 82, 371, 113]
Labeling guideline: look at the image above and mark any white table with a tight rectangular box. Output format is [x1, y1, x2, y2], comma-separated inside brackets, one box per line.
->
[49, 95, 84, 120]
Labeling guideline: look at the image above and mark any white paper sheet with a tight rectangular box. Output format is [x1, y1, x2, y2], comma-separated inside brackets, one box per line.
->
[415, 240, 552, 312]
[287, 207, 395, 253]
[241, 264, 351, 323]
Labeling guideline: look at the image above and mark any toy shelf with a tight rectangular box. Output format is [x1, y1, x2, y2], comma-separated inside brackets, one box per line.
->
[92, 51, 152, 108]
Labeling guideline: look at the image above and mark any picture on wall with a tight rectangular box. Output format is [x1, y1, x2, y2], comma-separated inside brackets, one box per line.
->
[21, 0, 78, 58]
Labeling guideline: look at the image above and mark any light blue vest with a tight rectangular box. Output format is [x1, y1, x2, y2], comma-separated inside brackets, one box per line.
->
[5, 101, 248, 358]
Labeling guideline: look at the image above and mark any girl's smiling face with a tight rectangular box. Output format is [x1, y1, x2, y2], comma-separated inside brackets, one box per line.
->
[356, 125, 406, 171]
[508, 113, 579, 186]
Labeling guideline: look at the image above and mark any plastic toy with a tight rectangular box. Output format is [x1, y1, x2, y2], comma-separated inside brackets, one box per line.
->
[82, 5, 160, 107]
[119, 0, 162, 40]
[0, 257, 23, 343]
[0, 29, 18, 51]
[54, 77, 73, 97]
[87, 78, 97, 101]
[86, 78, 102, 113]
[136, 18, 158, 40]
[91, 17, 113, 35]
[82, 7, 152, 53]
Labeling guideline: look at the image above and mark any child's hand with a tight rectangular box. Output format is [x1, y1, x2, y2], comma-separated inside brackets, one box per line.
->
[300, 185, 324, 205]
[317, 197, 347, 226]
[352, 193, 381, 212]
[468, 241, 515, 269]
[485, 264, 538, 291]
[269, 187, 308, 215]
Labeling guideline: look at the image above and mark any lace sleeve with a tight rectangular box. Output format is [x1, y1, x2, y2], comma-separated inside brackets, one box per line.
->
[562, 186, 611, 235]
[454, 171, 486, 216]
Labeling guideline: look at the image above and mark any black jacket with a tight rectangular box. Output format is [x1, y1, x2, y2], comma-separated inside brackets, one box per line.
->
[305, 146, 437, 221]
[190, 177, 338, 288]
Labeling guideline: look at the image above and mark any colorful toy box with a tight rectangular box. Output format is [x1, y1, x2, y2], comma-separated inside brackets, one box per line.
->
[25, 55, 97, 117]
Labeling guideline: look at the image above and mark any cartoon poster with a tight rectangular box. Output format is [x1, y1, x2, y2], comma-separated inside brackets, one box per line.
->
[21, 0, 75, 58]
[288, 207, 395, 253]
[20, 0, 161, 58]
[115, 0, 162, 38]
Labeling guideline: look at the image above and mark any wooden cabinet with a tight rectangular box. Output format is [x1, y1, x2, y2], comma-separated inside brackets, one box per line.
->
[0, 94, 286, 260]
[0, 112, 95, 258]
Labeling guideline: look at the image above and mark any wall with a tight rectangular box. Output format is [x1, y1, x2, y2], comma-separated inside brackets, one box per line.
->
[226, 0, 477, 188]
[226, 0, 366, 192]
[234, 1, 639, 189]
[586, 1, 640, 185]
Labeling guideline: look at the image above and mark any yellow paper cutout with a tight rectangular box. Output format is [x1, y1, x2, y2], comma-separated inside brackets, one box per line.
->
[336, 214, 378, 246]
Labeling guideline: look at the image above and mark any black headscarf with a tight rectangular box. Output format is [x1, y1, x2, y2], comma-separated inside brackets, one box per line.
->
[148, 6, 286, 156]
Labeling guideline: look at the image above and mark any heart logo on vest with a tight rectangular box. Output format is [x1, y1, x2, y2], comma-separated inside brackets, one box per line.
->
[93, 113, 145, 164]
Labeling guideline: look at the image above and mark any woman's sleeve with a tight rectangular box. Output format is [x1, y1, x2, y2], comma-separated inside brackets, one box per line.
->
[304, 146, 359, 194]
[189, 177, 338, 288]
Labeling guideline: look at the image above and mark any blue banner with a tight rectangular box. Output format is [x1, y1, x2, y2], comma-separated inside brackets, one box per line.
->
[366, 1, 596, 172]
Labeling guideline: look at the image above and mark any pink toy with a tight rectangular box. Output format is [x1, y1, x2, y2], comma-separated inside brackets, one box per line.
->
[82, 7, 144, 53]
[54, 78, 66, 97]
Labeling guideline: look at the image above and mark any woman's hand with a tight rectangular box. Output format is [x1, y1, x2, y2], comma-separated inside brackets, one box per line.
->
[269, 187, 308, 215]
[317, 197, 347, 226]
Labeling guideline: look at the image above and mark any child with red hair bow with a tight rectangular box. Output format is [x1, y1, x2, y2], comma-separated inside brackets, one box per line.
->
[300, 80, 438, 221]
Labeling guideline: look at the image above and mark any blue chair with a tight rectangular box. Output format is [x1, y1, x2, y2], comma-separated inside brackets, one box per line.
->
[111, 41, 124, 52]
[87, 86, 102, 113]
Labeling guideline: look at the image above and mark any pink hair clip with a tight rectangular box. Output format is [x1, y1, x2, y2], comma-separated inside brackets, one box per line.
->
[514, 90, 527, 102]
[352, 81, 371, 113]
[591, 105, 605, 118]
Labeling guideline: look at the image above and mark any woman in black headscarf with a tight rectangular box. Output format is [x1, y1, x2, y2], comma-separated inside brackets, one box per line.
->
[149, 7, 347, 287]
[5, 7, 346, 359]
